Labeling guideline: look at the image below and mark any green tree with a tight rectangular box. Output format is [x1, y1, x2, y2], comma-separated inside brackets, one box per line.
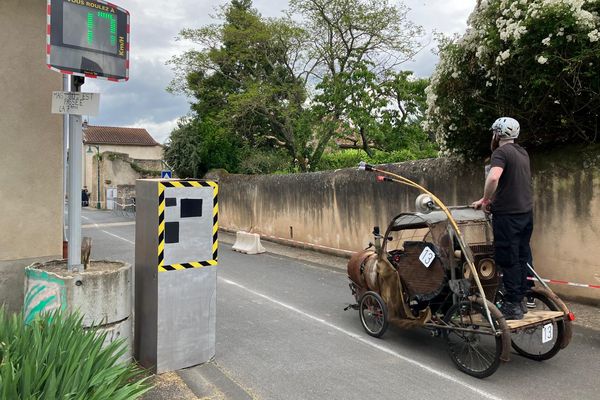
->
[315, 61, 433, 156]
[169, 1, 331, 172]
[163, 118, 240, 178]
[290, 0, 426, 155]
[167, 0, 433, 173]
[425, 0, 600, 158]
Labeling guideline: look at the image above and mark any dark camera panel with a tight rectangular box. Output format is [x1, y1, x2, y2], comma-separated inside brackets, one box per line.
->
[181, 198, 203, 218]
[165, 198, 177, 207]
[165, 222, 180, 244]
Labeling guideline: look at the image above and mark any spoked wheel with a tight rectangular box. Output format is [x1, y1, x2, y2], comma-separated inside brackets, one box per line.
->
[443, 300, 503, 378]
[511, 291, 565, 361]
[359, 291, 388, 338]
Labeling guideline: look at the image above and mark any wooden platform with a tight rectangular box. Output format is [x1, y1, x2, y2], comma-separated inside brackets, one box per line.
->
[505, 310, 565, 330]
[460, 310, 565, 331]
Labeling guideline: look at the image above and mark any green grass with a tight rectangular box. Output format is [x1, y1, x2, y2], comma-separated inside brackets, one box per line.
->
[0, 308, 151, 400]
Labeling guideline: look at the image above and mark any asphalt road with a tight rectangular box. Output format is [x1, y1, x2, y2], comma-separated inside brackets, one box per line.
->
[82, 209, 599, 400]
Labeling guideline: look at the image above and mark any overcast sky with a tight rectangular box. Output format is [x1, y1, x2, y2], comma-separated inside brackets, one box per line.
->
[83, 0, 476, 143]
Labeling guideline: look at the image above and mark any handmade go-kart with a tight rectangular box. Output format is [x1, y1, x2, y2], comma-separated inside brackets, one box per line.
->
[346, 162, 574, 378]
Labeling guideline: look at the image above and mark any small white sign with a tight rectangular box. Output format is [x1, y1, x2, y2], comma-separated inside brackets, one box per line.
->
[51, 92, 100, 116]
[542, 323, 553, 343]
[419, 246, 436, 268]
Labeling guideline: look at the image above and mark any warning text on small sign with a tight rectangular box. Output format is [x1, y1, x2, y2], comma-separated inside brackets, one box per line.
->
[51, 92, 100, 116]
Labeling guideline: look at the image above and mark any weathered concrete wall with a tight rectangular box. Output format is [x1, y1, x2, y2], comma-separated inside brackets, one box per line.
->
[0, 0, 63, 311]
[212, 146, 600, 303]
[84, 145, 163, 197]
[89, 153, 161, 208]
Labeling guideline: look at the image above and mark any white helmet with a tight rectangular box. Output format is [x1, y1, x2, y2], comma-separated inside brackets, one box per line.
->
[491, 117, 520, 140]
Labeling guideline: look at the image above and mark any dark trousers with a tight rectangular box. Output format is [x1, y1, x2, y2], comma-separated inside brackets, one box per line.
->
[493, 212, 533, 303]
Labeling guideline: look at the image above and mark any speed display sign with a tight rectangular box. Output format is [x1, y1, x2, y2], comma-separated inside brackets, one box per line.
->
[47, 0, 130, 81]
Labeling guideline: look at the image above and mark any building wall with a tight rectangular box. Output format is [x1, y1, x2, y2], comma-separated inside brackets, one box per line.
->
[212, 147, 600, 304]
[0, 0, 63, 311]
[88, 153, 162, 208]
[84, 144, 163, 190]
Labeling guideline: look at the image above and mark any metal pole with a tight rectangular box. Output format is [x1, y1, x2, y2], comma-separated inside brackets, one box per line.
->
[96, 148, 101, 209]
[67, 76, 84, 271]
[62, 75, 69, 242]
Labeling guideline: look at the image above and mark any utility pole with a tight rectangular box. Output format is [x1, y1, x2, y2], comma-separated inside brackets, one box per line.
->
[67, 75, 85, 271]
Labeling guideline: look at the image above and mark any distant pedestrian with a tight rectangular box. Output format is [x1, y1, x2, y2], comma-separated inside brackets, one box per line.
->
[472, 117, 533, 320]
[82, 186, 90, 207]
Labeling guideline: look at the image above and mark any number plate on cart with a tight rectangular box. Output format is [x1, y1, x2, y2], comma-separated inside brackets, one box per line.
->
[542, 323, 553, 343]
[419, 247, 435, 268]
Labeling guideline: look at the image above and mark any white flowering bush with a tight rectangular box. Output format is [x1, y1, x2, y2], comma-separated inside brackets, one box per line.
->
[425, 0, 600, 158]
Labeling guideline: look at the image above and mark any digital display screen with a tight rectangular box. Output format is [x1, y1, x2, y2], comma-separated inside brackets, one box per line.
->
[48, 0, 129, 81]
[62, 2, 118, 55]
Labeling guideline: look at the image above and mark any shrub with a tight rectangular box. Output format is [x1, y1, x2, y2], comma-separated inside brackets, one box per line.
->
[238, 148, 294, 174]
[315, 147, 437, 171]
[425, 0, 600, 159]
[0, 309, 150, 400]
[164, 118, 242, 178]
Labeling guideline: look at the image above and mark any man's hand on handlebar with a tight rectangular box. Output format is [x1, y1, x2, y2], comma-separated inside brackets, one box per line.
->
[471, 198, 491, 213]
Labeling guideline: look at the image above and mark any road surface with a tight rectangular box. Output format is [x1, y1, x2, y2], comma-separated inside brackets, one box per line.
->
[82, 208, 599, 400]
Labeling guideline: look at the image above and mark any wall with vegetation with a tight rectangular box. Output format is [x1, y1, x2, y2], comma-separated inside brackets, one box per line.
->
[213, 146, 600, 303]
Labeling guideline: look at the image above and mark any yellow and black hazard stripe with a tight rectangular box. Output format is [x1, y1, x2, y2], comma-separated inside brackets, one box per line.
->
[157, 180, 218, 272]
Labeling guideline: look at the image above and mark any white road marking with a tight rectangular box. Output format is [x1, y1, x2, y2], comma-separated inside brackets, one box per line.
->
[83, 221, 135, 228]
[220, 277, 504, 400]
[99, 229, 134, 244]
[80, 220, 135, 244]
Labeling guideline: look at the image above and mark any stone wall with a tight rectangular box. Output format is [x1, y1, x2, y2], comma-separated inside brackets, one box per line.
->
[89, 152, 161, 208]
[211, 145, 600, 304]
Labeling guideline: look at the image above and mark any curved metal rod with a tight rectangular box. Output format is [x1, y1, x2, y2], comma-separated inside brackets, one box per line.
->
[358, 162, 497, 333]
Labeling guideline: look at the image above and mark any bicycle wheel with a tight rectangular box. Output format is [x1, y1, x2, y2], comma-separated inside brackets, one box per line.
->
[359, 291, 388, 338]
[511, 291, 564, 361]
[444, 300, 503, 378]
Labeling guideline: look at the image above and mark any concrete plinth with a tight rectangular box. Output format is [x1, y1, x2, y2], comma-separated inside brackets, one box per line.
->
[24, 260, 133, 360]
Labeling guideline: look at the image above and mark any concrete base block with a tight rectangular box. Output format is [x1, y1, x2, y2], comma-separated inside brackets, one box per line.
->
[232, 231, 265, 255]
[98, 316, 133, 363]
[24, 260, 133, 359]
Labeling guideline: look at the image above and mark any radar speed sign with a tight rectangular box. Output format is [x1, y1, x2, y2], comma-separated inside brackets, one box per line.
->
[47, 0, 130, 81]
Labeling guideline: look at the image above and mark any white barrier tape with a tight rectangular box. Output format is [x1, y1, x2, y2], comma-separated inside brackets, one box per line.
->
[528, 276, 600, 289]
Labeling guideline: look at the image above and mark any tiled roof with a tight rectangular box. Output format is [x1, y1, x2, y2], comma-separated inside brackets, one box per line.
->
[83, 125, 160, 146]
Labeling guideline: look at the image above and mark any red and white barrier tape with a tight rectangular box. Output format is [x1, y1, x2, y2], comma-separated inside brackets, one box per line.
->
[528, 276, 600, 289]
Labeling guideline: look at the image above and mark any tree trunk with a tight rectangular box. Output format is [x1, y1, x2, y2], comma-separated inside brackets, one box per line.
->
[359, 126, 373, 157]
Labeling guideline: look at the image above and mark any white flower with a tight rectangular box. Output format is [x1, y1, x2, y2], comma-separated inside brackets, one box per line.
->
[588, 29, 600, 43]
[537, 56, 548, 65]
[486, 81, 493, 87]
[451, 72, 460, 79]
[542, 37, 551, 46]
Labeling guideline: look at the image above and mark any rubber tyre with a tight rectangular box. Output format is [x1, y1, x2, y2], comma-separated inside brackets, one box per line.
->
[359, 291, 389, 338]
[511, 291, 564, 361]
[443, 301, 502, 379]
